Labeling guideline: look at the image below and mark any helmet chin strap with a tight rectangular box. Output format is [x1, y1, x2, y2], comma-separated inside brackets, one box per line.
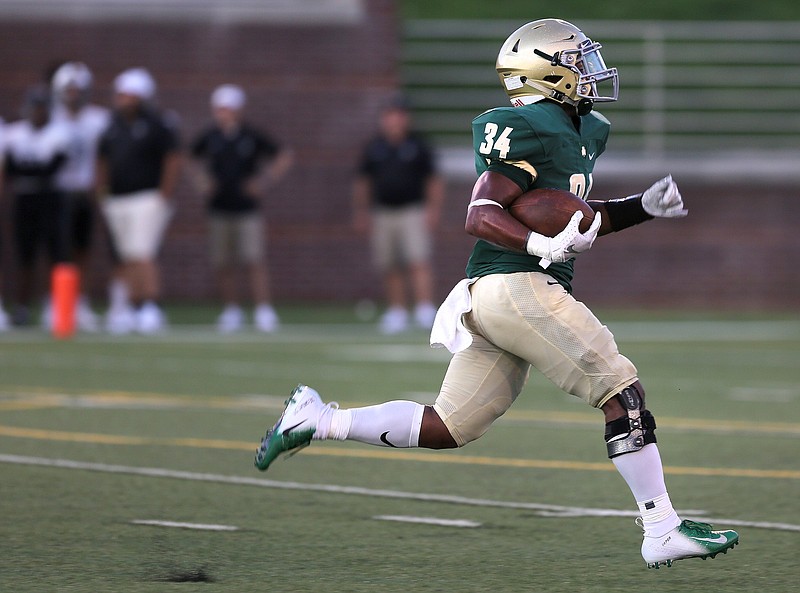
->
[573, 97, 594, 115]
[515, 79, 594, 115]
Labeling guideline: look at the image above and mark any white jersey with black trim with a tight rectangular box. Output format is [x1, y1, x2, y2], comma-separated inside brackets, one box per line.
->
[4, 119, 69, 165]
[51, 103, 110, 192]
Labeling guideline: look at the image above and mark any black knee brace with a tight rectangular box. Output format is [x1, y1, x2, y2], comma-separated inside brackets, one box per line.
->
[604, 385, 657, 458]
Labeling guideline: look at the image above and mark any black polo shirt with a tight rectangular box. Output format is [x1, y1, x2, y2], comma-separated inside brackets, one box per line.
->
[98, 108, 179, 196]
[358, 132, 435, 209]
[191, 124, 280, 213]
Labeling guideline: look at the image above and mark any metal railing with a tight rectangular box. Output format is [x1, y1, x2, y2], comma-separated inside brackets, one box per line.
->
[402, 20, 800, 157]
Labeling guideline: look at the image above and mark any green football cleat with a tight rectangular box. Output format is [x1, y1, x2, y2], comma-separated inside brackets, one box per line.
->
[641, 519, 739, 569]
[254, 385, 324, 471]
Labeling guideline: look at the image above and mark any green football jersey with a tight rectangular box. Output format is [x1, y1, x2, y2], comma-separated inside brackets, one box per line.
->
[465, 100, 610, 292]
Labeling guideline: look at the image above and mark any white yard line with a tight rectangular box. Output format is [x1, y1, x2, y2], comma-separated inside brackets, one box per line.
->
[373, 515, 481, 528]
[3, 453, 799, 533]
[130, 520, 238, 531]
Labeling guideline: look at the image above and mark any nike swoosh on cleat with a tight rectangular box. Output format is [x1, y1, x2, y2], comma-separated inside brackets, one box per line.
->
[694, 534, 730, 544]
[281, 422, 305, 435]
[380, 431, 398, 448]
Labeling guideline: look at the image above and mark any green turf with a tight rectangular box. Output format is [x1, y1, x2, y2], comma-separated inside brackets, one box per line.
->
[1, 310, 798, 592]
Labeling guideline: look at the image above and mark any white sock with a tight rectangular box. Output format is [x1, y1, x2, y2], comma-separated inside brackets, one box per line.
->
[612, 443, 681, 538]
[109, 279, 129, 309]
[322, 401, 425, 448]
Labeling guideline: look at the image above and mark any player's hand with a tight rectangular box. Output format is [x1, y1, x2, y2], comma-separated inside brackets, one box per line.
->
[526, 210, 602, 263]
[641, 175, 688, 218]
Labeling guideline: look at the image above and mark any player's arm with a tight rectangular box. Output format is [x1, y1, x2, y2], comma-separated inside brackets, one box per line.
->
[464, 170, 529, 252]
[159, 114, 183, 201]
[94, 154, 108, 199]
[588, 175, 687, 233]
[159, 150, 182, 201]
[266, 147, 293, 186]
[244, 147, 293, 197]
[466, 171, 601, 262]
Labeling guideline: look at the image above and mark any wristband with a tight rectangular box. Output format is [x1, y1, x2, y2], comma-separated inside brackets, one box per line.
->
[601, 194, 653, 232]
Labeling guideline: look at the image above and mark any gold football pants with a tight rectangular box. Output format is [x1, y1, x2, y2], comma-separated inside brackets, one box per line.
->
[433, 272, 638, 446]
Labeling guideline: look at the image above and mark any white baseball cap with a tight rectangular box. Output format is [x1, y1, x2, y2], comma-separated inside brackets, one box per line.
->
[114, 68, 156, 100]
[52, 62, 93, 94]
[211, 84, 246, 110]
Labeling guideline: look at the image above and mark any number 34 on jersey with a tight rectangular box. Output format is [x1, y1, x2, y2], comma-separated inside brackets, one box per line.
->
[479, 122, 513, 159]
[476, 121, 593, 199]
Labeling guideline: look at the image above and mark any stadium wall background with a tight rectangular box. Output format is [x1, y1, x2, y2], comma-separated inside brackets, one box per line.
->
[0, 0, 796, 311]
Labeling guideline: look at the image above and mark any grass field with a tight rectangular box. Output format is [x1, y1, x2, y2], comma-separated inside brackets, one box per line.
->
[1, 307, 799, 592]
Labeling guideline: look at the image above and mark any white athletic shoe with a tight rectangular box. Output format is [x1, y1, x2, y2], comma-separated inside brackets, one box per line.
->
[105, 305, 135, 335]
[217, 305, 244, 333]
[135, 302, 166, 335]
[254, 385, 336, 471]
[414, 302, 437, 329]
[77, 297, 99, 333]
[40, 300, 53, 331]
[640, 519, 739, 569]
[379, 307, 408, 334]
[254, 304, 279, 333]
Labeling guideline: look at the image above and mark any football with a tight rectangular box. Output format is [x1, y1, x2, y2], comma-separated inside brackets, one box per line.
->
[508, 188, 595, 237]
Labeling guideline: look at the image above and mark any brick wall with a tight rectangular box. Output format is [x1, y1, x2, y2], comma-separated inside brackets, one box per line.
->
[1, 3, 797, 310]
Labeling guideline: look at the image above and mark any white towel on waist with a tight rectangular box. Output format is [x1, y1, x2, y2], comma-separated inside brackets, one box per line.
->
[429, 278, 478, 353]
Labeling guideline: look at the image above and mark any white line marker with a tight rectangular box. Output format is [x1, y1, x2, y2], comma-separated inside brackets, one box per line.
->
[3, 454, 799, 533]
[131, 520, 238, 531]
[374, 515, 481, 528]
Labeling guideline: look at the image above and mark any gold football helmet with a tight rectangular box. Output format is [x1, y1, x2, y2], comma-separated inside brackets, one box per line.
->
[496, 19, 618, 114]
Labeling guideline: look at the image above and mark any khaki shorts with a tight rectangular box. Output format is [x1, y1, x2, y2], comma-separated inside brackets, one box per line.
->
[433, 272, 638, 446]
[209, 212, 265, 267]
[371, 205, 431, 270]
[102, 190, 172, 261]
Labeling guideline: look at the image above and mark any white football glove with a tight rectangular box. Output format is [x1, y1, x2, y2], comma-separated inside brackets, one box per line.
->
[641, 175, 688, 218]
[526, 210, 602, 267]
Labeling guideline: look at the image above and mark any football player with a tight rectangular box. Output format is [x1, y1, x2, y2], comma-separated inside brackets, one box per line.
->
[50, 62, 111, 332]
[254, 19, 739, 568]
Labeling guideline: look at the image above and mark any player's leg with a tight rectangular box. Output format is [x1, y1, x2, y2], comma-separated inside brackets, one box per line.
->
[255, 331, 527, 469]
[122, 191, 171, 333]
[210, 215, 243, 332]
[11, 193, 40, 324]
[39, 191, 70, 329]
[68, 192, 99, 331]
[602, 382, 738, 567]
[100, 199, 134, 334]
[471, 272, 738, 567]
[373, 209, 408, 334]
[401, 205, 436, 329]
[0, 225, 8, 331]
[240, 213, 278, 332]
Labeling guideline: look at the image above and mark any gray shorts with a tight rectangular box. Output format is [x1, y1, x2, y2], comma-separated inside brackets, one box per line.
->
[209, 212, 265, 267]
[371, 205, 431, 270]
